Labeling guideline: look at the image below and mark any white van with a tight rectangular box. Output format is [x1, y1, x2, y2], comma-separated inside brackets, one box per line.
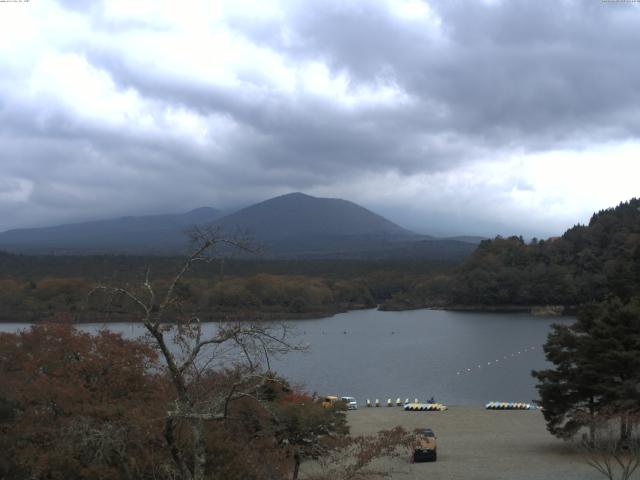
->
[340, 396, 358, 410]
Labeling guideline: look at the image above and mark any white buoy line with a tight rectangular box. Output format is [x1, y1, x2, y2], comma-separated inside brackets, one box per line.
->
[455, 346, 538, 376]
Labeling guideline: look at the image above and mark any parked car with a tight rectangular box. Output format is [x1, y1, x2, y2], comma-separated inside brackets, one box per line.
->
[413, 428, 437, 462]
[340, 396, 358, 410]
[321, 395, 339, 408]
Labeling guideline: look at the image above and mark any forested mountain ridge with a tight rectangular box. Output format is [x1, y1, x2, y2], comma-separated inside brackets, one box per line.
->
[448, 198, 640, 307]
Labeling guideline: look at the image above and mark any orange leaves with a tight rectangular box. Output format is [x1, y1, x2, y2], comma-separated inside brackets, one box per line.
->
[281, 392, 314, 404]
[0, 323, 169, 478]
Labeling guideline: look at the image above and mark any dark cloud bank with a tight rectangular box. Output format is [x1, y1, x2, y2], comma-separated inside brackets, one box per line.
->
[1, 0, 639, 237]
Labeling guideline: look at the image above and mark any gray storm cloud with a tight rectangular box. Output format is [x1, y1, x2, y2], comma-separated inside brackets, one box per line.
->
[0, 0, 638, 236]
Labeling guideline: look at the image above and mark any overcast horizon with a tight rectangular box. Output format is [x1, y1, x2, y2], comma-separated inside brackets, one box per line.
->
[1, 0, 639, 238]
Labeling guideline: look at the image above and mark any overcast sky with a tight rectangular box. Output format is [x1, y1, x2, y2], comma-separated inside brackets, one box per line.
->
[1, 0, 639, 237]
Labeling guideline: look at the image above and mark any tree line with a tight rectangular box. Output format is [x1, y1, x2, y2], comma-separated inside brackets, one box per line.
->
[0, 273, 377, 322]
[0, 255, 455, 322]
[388, 198, 640, 310]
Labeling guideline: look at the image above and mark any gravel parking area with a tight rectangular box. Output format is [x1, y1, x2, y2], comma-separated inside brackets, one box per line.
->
[345, 407, 603, 480]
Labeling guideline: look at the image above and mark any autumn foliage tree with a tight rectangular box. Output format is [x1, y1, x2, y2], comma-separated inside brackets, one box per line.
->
[269, 390, 349, 480]
[0, 323, 170, 479]
[308, 426, 415, 480]
[0, 324, 314, 479]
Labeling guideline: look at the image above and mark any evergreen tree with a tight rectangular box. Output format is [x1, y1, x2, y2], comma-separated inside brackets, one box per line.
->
[533, 296, 640, 441]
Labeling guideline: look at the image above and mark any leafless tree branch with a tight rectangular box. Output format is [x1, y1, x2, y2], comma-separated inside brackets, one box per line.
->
[92, 229, 298, 480]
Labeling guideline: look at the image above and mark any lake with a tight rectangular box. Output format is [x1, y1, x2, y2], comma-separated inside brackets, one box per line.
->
[0, 308, 573, 406]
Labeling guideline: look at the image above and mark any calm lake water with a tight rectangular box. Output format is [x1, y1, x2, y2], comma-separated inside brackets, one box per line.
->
[0, 308, 574, 406]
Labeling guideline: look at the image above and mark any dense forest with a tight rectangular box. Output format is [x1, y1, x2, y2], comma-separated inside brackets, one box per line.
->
[0, 254, 453, 322]
[458, 198, 640, 305]
[0, 198, 638, 322]
[387, 198, 640, 311]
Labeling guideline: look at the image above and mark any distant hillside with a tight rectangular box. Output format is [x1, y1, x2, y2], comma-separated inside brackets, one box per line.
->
[0, 207, 223, 254]
[449, 198, 640, 306]
[442, 235, 487, 245]
[378, 198, 640, 310]
[0, 192, 477, 261]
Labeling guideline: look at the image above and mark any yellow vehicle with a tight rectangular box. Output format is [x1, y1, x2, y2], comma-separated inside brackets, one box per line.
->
[413, 428, 437, 462]
[321, 395, 339, 408]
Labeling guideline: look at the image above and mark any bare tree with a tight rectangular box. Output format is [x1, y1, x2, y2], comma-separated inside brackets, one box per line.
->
[578, 410, 640, 480]
[93, 227, 302, 480]
[304, 427, 415, 480]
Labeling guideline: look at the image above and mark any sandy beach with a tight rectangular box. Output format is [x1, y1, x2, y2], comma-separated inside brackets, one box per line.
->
[345, 406, 604, 480]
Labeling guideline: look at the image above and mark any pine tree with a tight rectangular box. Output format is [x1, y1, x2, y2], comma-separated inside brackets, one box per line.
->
[532, 296, 640, 442]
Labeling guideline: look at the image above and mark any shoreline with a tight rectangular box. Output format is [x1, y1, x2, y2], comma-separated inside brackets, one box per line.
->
[380, 303, 577, 316]
[0, 303, 577, 324]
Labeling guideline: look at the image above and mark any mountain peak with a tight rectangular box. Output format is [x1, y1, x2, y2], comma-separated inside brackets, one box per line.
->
[262, 192, 322, 204]
[277, 192, 312, 199]
[214, 192, 413, 241]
